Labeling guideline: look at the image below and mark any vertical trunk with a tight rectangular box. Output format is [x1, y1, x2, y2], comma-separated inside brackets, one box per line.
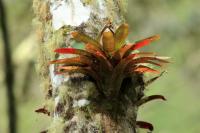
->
[0, 0, 16, 133]
[33, 0, 142, 132]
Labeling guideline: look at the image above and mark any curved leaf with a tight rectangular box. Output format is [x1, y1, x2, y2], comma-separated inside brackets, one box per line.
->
[86, 43, 113, 71]
[113, 35, 160, 60]
[131, 35, 160, 50]
[145, 71, 165, 86]
[126, 65, 160, 76]
[54, 48, 92, 57]
[136, 95, 166, 106]
[136, 121, 154, 131]
[130, 56, 170, 64]
[71, 31, 102, 49]
[49, 56, 92, 66]
[54, 47, 112, 72]
[113, 44, 133, 60]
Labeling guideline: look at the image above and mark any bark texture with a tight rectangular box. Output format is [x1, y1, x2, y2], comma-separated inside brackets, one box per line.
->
[33, 0, 144, 132]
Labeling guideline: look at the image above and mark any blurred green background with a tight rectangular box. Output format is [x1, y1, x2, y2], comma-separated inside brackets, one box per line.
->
[0, 0, 200, 133]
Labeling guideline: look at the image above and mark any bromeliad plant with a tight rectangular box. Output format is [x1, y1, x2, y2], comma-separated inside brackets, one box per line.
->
[49, 23, 169, 131]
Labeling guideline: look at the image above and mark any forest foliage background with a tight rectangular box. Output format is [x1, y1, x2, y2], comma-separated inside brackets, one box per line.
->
[0, 0, 200, 133]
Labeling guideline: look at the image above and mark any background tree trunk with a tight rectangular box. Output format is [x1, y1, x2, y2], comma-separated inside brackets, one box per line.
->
[33, 0, 142, 132]
[0, 0, 16, 133]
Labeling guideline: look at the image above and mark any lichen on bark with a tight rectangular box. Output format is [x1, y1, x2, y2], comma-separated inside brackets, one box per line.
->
[33, 0, 144, 133]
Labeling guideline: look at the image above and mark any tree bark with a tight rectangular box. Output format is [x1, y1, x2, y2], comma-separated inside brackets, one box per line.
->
[33, 0, 143, 132]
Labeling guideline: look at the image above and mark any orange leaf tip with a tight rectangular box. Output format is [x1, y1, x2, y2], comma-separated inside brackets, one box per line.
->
[149, 34, 160, 41]
[134, 67, 160, 74]
[71, 31, 78, 37]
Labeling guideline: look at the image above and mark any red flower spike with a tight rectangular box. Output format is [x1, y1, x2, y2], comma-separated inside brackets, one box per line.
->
[136, 121, 154, 131]
[136, 95, 166, 106]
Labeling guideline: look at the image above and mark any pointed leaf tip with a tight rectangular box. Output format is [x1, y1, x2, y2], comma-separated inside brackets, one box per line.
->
[70, 31, 101, 48]
[137, 95, 166, 106]
[115, 23, 129, 49]
[35, 107, 50, 116]
[149, 34, 160, 41]
[54, 48, 76, 54]
[131, 35, 160, 50]
[147, 95, 167, 101]
[136, 121, 154, 131]
[145, 71, 166, 86]
[134, 65, 160, 74]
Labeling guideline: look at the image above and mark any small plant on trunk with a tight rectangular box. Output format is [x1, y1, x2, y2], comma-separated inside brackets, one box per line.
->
[46, 23, 169, 132]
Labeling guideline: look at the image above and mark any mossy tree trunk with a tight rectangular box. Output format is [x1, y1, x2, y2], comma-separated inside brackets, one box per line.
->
[33, 0, 143, 132]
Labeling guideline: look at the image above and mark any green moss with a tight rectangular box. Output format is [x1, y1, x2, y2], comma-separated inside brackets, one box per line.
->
[82, 81, 97, 98]
[104, 0, 115, 21]
[33, 0, 51, 22]
[47, 31, 64, 59]
[37, 44, 50, 78]
[58, 85, 71, 104]
[48, 117, 65, 133]
[42, 78, 51, 93]
[81, 0, 93, 5]
[117, 0, 128, 14]
[45, 98, 55, 113]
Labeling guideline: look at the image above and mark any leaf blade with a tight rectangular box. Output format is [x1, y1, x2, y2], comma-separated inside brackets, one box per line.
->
[136, 121, 154, 131]
[131, 35, 160, 50]
[136, 95, 166, 106]
[114, 23, 129, 49]
[71, 31, 102, 49]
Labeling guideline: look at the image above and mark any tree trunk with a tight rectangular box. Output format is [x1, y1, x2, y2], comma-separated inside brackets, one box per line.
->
[0, 0, 16, 133]
[33, 0, 142, 132]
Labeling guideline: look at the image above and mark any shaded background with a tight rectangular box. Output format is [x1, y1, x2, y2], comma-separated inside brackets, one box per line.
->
[0, 0, 200, 132]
